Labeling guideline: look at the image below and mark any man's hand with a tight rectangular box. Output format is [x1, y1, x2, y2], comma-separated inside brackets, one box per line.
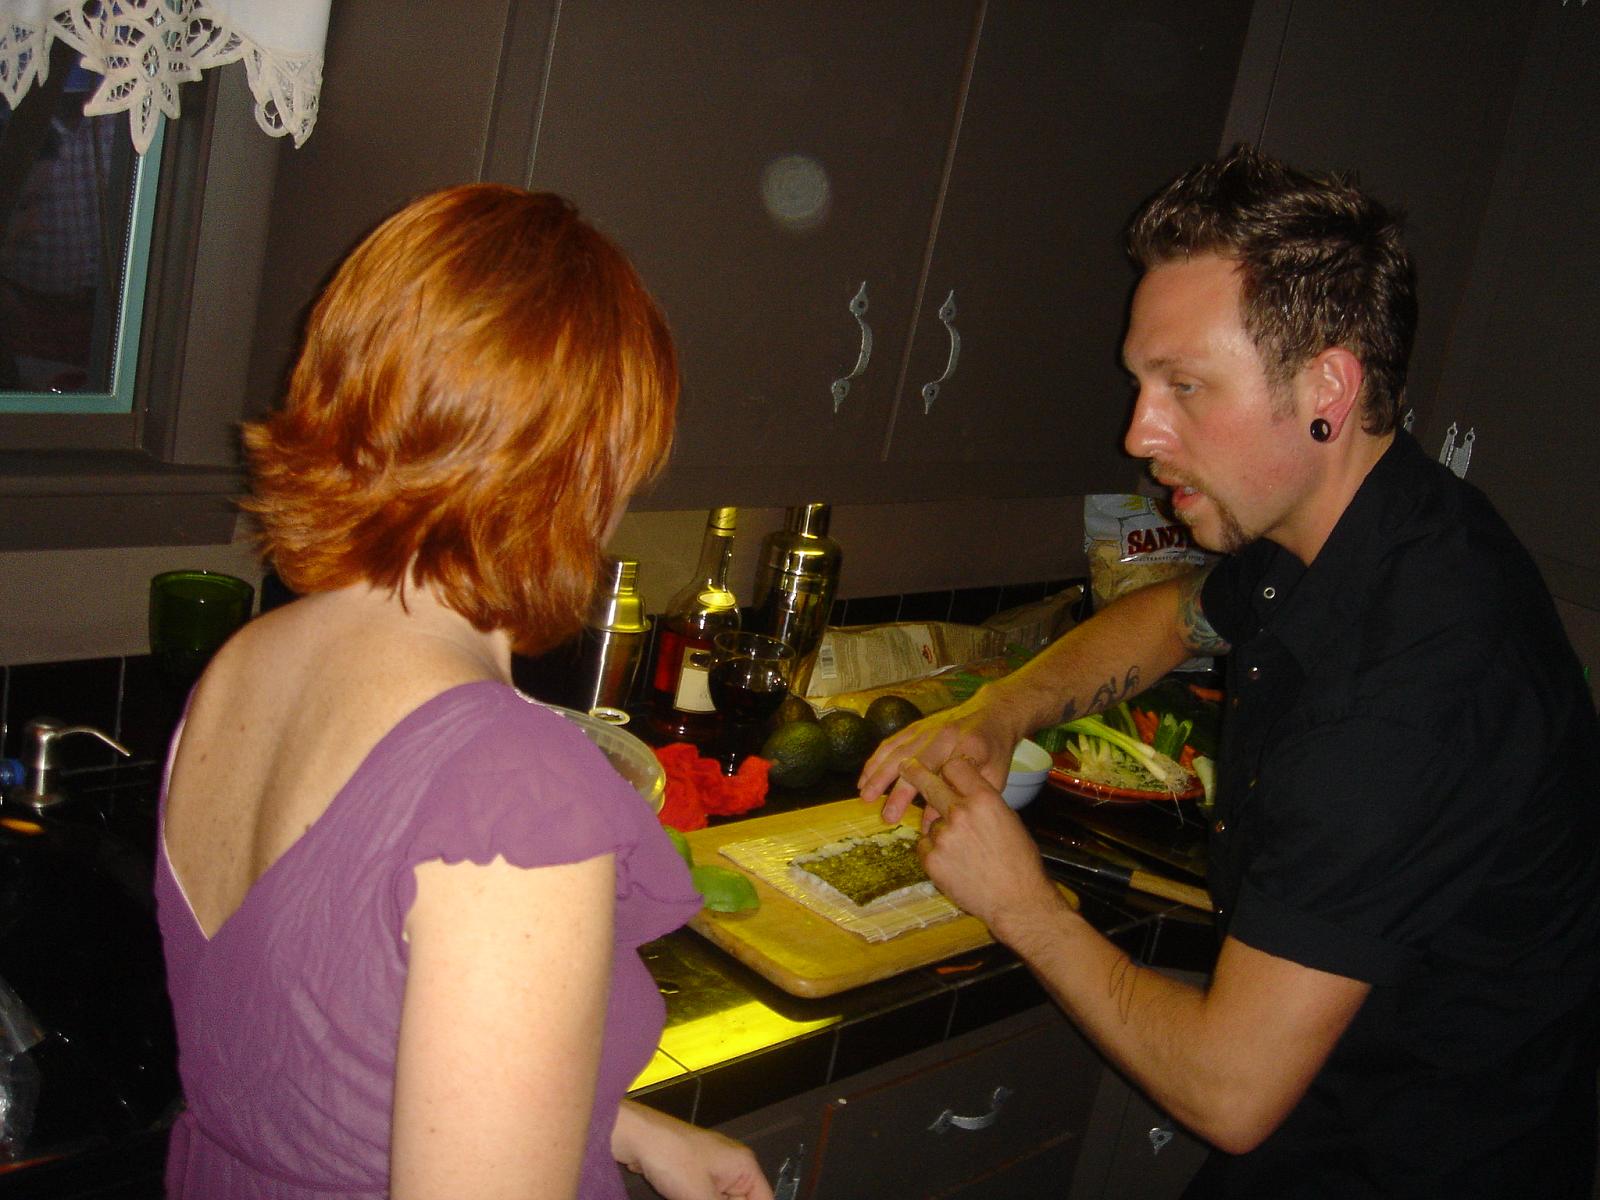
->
[895, 754, 1065, 931]
[857, 695, 1025, 824]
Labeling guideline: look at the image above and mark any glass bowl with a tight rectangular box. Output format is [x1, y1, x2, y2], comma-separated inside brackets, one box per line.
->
[534, 700, 665, 812]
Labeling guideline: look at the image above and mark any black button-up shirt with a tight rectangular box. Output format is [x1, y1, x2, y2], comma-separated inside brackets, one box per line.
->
[1191, 432, 1600, 1197]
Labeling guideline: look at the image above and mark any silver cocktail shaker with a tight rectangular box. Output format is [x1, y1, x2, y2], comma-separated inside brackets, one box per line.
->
[749, 503, 842, 697]
[571, 557, 650, 722]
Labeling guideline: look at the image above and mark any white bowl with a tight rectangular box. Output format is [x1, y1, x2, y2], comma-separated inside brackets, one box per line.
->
[1002, 738, 1052, 810]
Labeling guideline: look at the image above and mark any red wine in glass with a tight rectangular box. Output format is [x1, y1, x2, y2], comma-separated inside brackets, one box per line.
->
[707, 632, 794, 772]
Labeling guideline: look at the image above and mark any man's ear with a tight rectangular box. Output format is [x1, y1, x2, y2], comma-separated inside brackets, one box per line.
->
[1307, 347, 1365, 440]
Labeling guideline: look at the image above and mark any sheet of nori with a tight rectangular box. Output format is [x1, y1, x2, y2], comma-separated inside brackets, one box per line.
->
[794, 834, 929, 906]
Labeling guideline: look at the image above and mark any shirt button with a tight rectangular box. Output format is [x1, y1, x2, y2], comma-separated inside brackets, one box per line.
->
[1247, 665, 1261, 681]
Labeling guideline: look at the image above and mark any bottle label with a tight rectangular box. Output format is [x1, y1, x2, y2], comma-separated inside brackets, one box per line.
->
[672, 644, 716, 713]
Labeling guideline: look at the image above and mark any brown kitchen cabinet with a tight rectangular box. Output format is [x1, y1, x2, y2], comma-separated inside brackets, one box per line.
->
[1064, 969, 1209, 1200]
[887, 0, 1253, 493]
[520, 1, 980, 508]
[1419, 0, 1600, 611]
[1223, 0, 1600, 611]
[518, 1, 1253, 509]
[1225, 0, 1538, 447]
[247, 1, 1252, 509]
[626, 1004, 1102, 1200]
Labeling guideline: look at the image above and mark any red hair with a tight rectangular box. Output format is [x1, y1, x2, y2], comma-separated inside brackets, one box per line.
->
[243, 185, 678, 654]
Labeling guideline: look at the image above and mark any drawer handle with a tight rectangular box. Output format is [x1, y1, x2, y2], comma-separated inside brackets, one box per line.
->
[929, 1085, 1012, 1134]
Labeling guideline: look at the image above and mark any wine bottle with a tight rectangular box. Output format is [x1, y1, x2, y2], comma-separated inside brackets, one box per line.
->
[648, 507, 741, 740]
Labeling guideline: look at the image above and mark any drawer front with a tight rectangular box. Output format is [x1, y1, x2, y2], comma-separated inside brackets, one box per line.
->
[808, 1011, 1099, 1199]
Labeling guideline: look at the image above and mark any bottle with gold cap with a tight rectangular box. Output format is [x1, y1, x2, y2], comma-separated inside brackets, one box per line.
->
[648, 506, 740, 740]
[750, 502, 841, 697]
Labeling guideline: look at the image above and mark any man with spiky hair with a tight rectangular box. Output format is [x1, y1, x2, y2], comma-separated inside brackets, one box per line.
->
[863, 146, 1600, 1197]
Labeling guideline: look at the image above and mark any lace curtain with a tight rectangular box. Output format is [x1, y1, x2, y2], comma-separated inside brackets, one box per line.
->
[0, 0, 330, 153]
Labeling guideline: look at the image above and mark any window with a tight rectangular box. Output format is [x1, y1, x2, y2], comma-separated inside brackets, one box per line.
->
[0, 49, 162, 414]
[0, 58, 277, 551]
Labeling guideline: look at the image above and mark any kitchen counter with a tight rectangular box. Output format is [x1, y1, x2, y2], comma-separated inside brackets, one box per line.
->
[0, 758, 1216, 1195]
[623, 772, 1216, 1130]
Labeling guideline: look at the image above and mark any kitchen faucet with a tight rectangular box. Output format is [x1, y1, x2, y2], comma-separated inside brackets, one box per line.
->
[3, 718, 131, 812]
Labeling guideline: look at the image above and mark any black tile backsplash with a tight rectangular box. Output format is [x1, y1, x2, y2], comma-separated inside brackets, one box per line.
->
[835, 593, 899, 625]
[947, 586, 1004, 626]
[508, 578, 1084, 714]
[2, 577, 1081, 769]
[895, 589, 954, 622]
[3, 658, 125, 769]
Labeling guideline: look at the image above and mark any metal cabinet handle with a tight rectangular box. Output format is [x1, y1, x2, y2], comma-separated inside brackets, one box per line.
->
[830, 281, 873, 412]
[773, 1145, 803, 1200]
[929, 1085, 1012, 1133]
[1437, 421, 1476, 479]
[920, 290, 960, 413]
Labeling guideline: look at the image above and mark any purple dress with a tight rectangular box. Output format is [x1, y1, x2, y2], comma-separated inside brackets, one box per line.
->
[155, 682, 700, 1198]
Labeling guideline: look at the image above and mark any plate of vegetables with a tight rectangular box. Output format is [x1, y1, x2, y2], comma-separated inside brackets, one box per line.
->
[1035, 679, 1220, 807]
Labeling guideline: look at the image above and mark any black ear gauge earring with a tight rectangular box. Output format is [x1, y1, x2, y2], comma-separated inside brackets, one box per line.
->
[1310, 418, 1332, 442]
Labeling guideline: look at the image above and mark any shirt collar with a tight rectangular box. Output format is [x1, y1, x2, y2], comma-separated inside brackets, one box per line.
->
[1254, 431, 1431, 671]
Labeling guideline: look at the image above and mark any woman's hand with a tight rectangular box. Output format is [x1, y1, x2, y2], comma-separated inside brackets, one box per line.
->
[612, 1101, 774, 1200]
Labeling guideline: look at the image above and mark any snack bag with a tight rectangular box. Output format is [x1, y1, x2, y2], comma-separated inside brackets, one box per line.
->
[1084, 494, 1217, 670]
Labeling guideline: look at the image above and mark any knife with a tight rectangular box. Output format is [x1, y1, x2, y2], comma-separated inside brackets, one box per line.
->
[1034, 831, 1212, 912]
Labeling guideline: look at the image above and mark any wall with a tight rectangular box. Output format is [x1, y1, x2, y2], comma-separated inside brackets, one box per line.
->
[5, 493, 1596, 715]
[0, 497, 1089, 666]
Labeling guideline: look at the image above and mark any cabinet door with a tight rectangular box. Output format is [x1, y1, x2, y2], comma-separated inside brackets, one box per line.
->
[246, 0, 533, 417]
[1095, 1071, 1210, 1199]
[523, 1, 977, 506]
[626, 1101, 818, 1199]
[806, 1008, 1099, 1199]
[1227, 0, 1537, 455]
[886, 0, 1253, 495]
[1429, 0, 1600, 608]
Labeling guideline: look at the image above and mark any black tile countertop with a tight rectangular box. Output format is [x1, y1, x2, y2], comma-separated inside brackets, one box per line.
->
[0, 755, 1217, 1195]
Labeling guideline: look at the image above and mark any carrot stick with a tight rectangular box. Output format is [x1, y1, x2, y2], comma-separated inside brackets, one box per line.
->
[1131, 707, 1159, 745]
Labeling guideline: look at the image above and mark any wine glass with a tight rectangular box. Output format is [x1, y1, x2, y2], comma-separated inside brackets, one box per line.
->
[707, 631, 795, 774]
[149, 570, 255, 697]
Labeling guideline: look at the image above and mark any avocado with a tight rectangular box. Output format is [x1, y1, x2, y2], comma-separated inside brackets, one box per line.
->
[820, 709, 876, 774]
[759, 720, 833, 789]
[770, 693, 820, 729]
[865, 694, 922, 742]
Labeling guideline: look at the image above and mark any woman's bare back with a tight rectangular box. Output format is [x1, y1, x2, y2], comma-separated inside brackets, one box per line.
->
[162, 584, 512, 939]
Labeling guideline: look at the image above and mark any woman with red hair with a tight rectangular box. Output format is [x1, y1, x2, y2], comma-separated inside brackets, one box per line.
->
[155, 185, 770, 1199]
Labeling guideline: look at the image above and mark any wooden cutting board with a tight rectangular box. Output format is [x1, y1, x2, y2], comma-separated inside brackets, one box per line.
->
[684, 797, 1075, 999]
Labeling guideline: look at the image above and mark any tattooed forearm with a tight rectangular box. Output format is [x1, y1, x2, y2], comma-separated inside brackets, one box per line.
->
[1064, 665, 1142, 721]
[1108, 953, 1142, 1023]
[1178, 567, 1231, 656]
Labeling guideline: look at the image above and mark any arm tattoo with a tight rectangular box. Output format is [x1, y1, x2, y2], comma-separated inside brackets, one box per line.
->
[1178, 567, 1231, 656]
[1061, 666, 1141, 722]
[1108, 953, 1142, 1023]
